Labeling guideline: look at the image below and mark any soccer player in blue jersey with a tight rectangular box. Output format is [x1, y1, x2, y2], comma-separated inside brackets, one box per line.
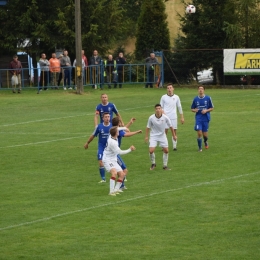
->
[94, 93, 124, 126]
[112, 117, 142, 190]
[84, 112, 111, 183]
[191, 85, 214, 152]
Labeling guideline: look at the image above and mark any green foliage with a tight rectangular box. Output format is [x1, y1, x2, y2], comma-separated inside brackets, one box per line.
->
[171, 0, 260, 85]
[135, 0, 170, 58]
[0, 0, 131, 61]
[0, 87, 260, 259]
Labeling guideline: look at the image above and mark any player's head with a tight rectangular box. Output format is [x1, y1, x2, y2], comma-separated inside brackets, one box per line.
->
[198, 85, 205, 96]
[110, 126, 118, 137]
[112, 116, 120, 126]
[154, 104, 162, 115]
[100, 94, 108, 104]
[102, 112, 110, 123]
[166, 83, 174, 94]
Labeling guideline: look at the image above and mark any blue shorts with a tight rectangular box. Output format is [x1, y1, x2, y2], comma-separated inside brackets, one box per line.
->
[117, 155, 127, 170]
[97, 144, 106, 160]
[194, 121, 209, 132]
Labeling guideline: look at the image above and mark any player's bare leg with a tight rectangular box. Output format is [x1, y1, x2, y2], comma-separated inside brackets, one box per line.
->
[98, 160, 106, 183]
[202, 132, 209, 149]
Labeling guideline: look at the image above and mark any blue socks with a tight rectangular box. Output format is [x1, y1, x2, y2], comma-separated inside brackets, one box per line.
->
[197, 138, 202, 149]
[99, 167, 105, 180]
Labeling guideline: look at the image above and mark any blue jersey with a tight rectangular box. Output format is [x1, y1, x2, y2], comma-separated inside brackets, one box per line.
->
[191, 95, 214, 122]
[117, 130, 127, 170]
[93, 122, 112, 147]
[118, 130, 126, 147]
[95, 102, 119, 123]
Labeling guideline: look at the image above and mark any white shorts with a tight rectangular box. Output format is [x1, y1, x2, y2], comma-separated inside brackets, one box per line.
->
[103, 160, 122, 172]
[165, 119, 177, 130]
[149, 135, 168, 148]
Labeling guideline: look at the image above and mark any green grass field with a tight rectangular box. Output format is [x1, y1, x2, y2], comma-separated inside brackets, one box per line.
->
[0, 86, 259, 260]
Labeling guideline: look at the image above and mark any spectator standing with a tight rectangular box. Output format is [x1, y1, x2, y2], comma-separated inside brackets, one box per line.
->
[82, 50, 88, 85]
[73, 58, 86, 89]
[104, 54, 117, 89]
[49, 53, 60, 89]
[145, 52, 159, 88]
[9, 54, 22, 93]
[39, 53, 50, 91]
[57, 54, 64, 87]
[60, 50, 72, 90]
[115, 52, 126, 88]
[89, 50, 102, 89]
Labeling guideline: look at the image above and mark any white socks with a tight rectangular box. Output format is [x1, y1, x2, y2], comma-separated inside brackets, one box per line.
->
[163, 153, 168, 166]
[149, 152, 155, 164]
[172, 137, 177, 149]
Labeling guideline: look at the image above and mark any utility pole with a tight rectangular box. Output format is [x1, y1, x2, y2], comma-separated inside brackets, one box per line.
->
[75, 0, 83, 94]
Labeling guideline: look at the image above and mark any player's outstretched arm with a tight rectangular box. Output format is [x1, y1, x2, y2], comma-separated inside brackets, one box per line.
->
[125, 117, 136, 128]
[124, 130, 142, 137]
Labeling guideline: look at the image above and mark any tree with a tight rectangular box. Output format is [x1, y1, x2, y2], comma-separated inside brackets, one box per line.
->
[171, 0, 237, 85]
[0, 0, 129, 76]
[135, 0, 170, 58]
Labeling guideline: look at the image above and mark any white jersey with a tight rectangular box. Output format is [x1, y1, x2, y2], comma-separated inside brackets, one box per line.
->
[102, 135, 131, 162]
[147, 114, 172, 137]
[160, 94, 183, 120]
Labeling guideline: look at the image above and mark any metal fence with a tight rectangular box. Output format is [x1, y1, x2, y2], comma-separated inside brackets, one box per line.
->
[0, 63, 163, 90]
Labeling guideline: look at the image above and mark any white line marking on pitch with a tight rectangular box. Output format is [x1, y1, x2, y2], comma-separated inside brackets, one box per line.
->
[0, 171, 258, 231]
[0, 105, 152, 128]
[0, 136, 87, 149]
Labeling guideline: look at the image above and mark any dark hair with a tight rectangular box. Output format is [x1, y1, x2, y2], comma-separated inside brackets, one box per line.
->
[198, 85, 205, 90]
[102, 112, 109, 118]
[166, 83, 173, 88]
[155, 103, 161, 108]
[112, 116, 120, 126]
[110, 126, 118, 136]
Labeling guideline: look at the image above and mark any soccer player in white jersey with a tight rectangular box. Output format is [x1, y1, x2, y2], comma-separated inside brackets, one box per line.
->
[145, 104, 176, 170]
[160, 83, 184, 151]
[102, 126, 136, 196]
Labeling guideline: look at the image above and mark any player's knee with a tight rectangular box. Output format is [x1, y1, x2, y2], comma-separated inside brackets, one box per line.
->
[98, 161, 103, 167]
[163, 148, 169, 153]
[110, 170, 117, 178]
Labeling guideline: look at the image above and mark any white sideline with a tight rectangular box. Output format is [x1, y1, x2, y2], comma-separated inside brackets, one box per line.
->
[0, 171, 259, 231]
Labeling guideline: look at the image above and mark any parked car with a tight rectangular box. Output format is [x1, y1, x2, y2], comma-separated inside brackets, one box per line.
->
[197, 68, 213, 84]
